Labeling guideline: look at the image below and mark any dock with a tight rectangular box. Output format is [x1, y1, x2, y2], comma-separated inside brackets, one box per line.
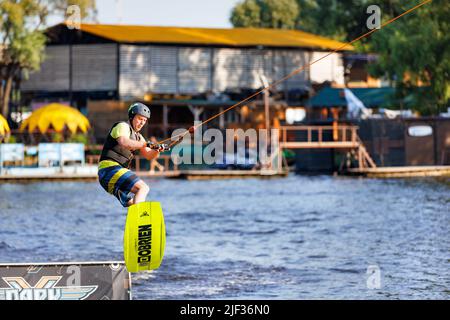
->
[345, 166, 450, 178]
[0, 165, 182, 182]
[279, 125, 377, 171]
[0, 166, 288, 182]
[172, 169, 289, 180]
[0, 166, 98, 182]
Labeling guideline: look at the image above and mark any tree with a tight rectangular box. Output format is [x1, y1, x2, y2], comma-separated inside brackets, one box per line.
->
[230, 0, 449, 114]
[230, 0, 373, 39]
[0, 0, 97, 118]
[365, 0, 449, 114]
[295, 0, 373, 42]
[0, 0, 47, 118]
[293, 0, 449, 113]
[230, 0, 261, 28]
[50, 0, 98, 23]
[230, 0, 299, 29]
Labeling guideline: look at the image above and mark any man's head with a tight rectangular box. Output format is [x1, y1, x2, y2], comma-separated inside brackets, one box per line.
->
[128, 102, 151, 132]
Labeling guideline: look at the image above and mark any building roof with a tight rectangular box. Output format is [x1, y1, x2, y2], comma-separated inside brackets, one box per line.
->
[309, 87, 396, 108]
[59, 23, 353, 51]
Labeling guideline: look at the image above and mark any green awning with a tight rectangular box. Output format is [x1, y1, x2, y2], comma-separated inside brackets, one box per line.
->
[309, 87, 397, 108]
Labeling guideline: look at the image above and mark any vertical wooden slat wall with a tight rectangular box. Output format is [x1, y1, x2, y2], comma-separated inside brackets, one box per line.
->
[119, 45, 311, 98]
[21, 46, 70, 92]
[119, 45, 150, 99]
[178, 47, 212, 94]
[246, 49, 265, 89]
[22, 44, 344, 98]
[213, 48, 248, 92]
[72, 44, 118, 91]
[282, 50, 310, 90]
[149, 46, 178, 94]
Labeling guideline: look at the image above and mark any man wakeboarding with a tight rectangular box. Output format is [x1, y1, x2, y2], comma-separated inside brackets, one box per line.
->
[97, 102, 166, 207]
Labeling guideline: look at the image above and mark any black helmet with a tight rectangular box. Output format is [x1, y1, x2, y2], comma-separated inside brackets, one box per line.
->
[128, 102, 151, 120]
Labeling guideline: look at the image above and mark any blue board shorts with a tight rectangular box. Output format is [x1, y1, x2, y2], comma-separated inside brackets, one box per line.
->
[98, 160, 141, 207]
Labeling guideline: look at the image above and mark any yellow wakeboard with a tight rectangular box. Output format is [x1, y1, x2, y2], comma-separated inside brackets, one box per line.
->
[123, 202, 166, 272]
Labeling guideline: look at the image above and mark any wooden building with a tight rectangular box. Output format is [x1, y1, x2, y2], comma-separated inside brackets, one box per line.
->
[21, 23, 352, 141]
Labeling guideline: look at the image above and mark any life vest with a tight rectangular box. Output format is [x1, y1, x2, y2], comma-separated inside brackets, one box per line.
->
[100, 121, 142, 168]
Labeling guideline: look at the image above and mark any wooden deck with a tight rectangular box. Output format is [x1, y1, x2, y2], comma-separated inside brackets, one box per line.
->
[280, 141, 359, 149]
[170, 169, 289, 180]
[0, 173, 98, 182]
[0, 168, 290, 182]
[346, 166, 450, 178]
[0, 167, 181, 182]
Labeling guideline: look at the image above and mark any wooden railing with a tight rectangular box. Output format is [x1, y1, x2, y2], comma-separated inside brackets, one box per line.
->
[278, 125, 376, 169]
[279, 125, 359, 149]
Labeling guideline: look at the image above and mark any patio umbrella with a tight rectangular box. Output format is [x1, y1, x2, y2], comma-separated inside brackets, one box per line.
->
[19, 103, 90, 134]
[0, 114, 10, 136]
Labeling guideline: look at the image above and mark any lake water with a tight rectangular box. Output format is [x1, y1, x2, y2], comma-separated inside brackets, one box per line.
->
[0, 174, 449, 299]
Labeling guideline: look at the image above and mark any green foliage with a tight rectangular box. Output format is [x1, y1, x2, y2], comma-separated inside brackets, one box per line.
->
[0, 0, 97, 117]
[366, 0, 450, 113]
[230, 0, 299, 29]
[6, 134, 17, 143]
[230, 0, 449, 114]
[0, 0, 48, 117]
[230, 0, 261, 28]
[67, 132, 88, 144]
[51, 132, 64, 142]
[9, 29, 47, 72]
[49, 0, 98, 22]
[295, 0, 375, 42]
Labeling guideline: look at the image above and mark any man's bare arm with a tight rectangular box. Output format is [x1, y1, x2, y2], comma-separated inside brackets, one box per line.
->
[117, 136, 146, 150]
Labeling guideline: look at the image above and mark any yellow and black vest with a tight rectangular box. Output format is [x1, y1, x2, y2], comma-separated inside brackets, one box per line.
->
[100, 121, 141, 168]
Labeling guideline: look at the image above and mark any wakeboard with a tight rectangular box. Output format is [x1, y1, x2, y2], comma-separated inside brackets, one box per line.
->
[123, 201, 166, 272]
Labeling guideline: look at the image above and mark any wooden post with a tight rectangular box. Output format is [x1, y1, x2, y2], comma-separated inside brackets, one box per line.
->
[264, 89, 270, 132]
[219, 107, 224, 129]
[358, 147, 363, 169]
[163, 104, 168, 137]
[174, 156, 178, 171]
[0, 144, 3, 175]
[278, 145, 283, 173]
[331, 108, 339, 141]
[188, 105, 204, 123]
[165, 156, 169, 171]
[69, 44, 73, 107]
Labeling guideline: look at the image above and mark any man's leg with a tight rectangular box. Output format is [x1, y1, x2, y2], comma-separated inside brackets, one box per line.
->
[113, 170, 148, 207]
[130, 180, 150, 205]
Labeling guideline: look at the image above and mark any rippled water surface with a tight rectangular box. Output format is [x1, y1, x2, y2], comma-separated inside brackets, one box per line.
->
[0, 175, 449, 299]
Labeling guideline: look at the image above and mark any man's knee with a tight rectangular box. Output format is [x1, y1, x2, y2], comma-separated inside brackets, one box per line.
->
[136, 181, 149, 193]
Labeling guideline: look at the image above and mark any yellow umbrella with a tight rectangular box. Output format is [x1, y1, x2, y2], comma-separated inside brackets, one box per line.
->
[0, 114, 10, 136]
[19, 103, 90, 134]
